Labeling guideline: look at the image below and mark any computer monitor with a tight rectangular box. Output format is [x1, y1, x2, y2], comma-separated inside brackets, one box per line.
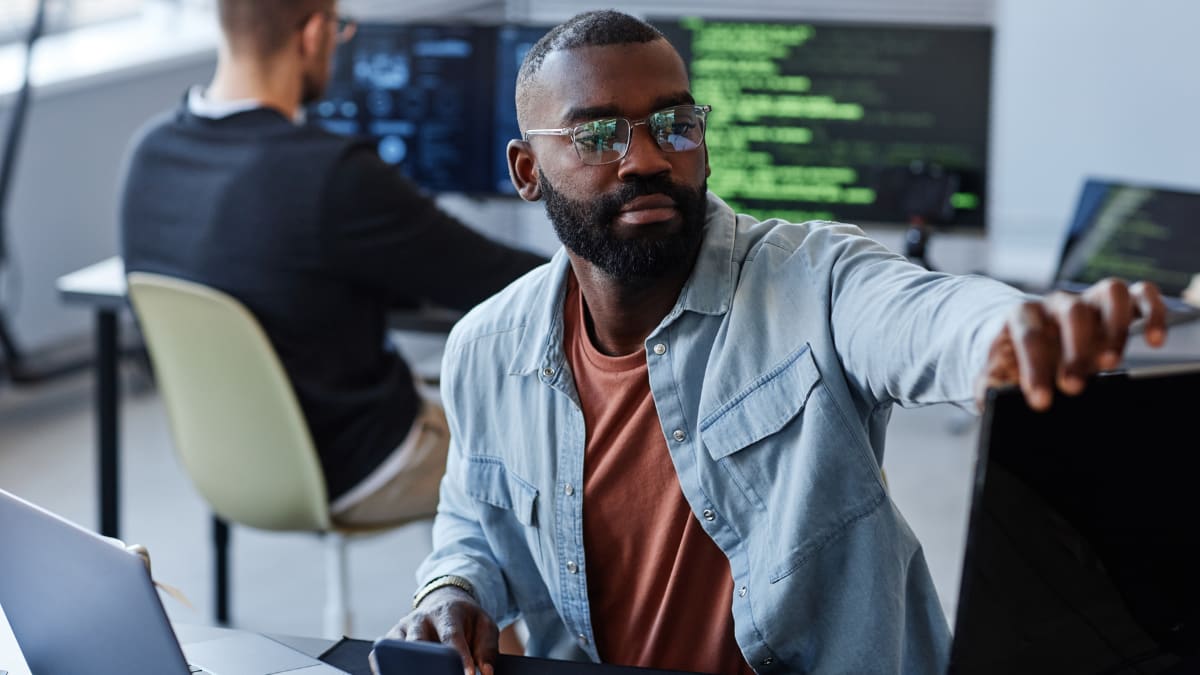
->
[950, 367, 1200, 673]
[492, 24, 554, 195]
[1055, 178, 1200, 300]
[310, 22, 552, 196]
[311, 23, 499, 194]
[653, 17, 992, 228]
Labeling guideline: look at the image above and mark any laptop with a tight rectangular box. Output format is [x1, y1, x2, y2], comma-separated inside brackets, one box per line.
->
[1051, 177, 1200, 326]
[948, 364, 1200, 674]
[0, 488, 347, 675]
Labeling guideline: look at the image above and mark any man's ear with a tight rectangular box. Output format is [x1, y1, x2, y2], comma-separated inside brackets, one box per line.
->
[298, 11, 326, 59]
[507, 139, 542, 202]
[704, 145, 712, 179]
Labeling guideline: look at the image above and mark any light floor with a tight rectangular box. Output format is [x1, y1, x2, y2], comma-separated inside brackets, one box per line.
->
[0, 339, 980, 673]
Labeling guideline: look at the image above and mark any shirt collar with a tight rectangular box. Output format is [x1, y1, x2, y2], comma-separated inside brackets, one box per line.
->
[186, 85, 306, 125]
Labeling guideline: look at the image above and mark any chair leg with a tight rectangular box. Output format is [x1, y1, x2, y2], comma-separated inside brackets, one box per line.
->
[323, 532, 350, 638]
[213, 514, 230, 625]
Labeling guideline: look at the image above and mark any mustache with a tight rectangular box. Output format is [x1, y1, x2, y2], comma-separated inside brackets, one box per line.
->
[593, 175, 695, 222]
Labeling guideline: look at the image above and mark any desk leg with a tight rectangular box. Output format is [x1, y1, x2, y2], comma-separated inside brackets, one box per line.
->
[97, 309, 119, 539]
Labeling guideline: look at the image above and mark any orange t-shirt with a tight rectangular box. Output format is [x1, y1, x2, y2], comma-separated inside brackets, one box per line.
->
[563, 275, 755, 675]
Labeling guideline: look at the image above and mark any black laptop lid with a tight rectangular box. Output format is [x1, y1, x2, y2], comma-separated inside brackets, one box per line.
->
[949, 366, 1200, 674]
[370, 638, 710, 674]
[1054, 178, 1200, 299]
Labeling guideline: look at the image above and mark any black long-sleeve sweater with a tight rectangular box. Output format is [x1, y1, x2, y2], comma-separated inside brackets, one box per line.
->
[120, 101, 545, 500]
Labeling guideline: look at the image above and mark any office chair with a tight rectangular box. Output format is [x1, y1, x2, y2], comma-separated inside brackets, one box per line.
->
[126, 272, 420, 638]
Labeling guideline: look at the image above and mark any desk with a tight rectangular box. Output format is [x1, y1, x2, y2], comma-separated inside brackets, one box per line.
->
[55, 256, 461, 541]
[56, 257, 127, 538]
[0, 621, 346, 675]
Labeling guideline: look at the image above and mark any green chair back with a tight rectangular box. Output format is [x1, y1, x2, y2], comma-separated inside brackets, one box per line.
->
[126, 272, 331, 532]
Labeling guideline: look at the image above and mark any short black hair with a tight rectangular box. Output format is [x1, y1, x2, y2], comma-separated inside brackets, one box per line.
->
[218, 0, 332, 57]
[515, 10, 667, 129]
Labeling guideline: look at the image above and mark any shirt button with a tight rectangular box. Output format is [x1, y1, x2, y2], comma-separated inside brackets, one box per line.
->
[760, 657, 775, 666]
[672, 429, 686, 442]
[542, 367, 555, 378]
[702, 509, 716, 521]
[566, 561, 579, 574]
[577, 633, 588, 646]
[564, 484, 575, 496]
[739, 586, 748, 597]
[653, 343, 667, 355]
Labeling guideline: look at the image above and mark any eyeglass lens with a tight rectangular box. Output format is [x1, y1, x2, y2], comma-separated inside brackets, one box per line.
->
[573, 106, 706, 165]
[335, 16, 357, 43]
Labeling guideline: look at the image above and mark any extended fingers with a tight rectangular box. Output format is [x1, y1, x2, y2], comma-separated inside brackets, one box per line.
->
[1129, 280, 1168, 346]
[470, 613, 500, 675]
[388, 611, 471, 669]
[1044, 291, 1103, 393]
[430, 605, 480, 675]
[1007, 302, 1061, 411]
[1080, 278, 1133, 366]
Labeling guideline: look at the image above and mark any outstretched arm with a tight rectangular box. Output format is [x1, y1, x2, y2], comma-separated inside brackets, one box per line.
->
[974, 278, 1167, 411]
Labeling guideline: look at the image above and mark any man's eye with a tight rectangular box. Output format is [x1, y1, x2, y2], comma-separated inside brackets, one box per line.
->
[576, 120, 619, 151]
[575, 133, 601, 152]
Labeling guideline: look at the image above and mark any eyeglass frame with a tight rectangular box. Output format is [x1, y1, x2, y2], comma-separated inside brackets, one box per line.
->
[522, 104, 713, 166]
[298, 10, 357, 44]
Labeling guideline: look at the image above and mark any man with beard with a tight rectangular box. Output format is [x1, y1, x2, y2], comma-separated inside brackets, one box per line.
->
[379, 10, 1169, 675]
[119, 0, 544, 530]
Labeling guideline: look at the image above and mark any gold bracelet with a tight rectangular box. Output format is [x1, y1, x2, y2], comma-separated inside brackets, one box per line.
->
[412, 574, 476, 609]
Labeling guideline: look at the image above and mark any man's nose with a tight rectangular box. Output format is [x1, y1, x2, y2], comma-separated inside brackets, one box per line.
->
[616, 124, 672, 180]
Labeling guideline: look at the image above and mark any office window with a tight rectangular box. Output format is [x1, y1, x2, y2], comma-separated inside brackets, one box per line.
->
[0, 0, 146, 44]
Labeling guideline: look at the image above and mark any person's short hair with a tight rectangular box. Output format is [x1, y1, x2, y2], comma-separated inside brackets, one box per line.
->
[515, 10, 667, 129]
[217, 0, 333, 57]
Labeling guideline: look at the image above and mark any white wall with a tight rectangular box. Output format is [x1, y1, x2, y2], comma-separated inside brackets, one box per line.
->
[1, 58, 215, 351]
[988, 0, 1200, 283]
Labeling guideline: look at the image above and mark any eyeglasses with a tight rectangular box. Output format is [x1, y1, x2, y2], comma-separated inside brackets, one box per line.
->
[300, 11, 357, 44]
[523, 104, 712, 166]
[329, 13, 357, 44]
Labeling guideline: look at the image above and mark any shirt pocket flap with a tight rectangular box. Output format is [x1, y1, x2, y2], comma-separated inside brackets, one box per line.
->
[465, 457, 539, 527]
[700, 344, 822, 461]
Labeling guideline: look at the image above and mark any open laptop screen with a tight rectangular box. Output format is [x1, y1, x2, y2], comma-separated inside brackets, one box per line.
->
[1055, 179, 1200, 300]
[949, 366, 1200, 673]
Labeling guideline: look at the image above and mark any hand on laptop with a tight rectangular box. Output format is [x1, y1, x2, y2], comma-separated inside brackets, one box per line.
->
[375, 586, 498, 675]
[975, 277, 1168, 411]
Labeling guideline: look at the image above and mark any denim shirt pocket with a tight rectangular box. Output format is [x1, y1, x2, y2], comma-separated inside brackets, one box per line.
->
[465, 456, 539, 527]
[699, 343, 885, 583]
[700, 343, 823, 457]
[699, 343, 823, 512]
[463, 455, 554, 613]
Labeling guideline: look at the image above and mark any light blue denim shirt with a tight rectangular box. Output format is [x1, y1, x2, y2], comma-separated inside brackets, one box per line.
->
[419, 193, 1027, 674]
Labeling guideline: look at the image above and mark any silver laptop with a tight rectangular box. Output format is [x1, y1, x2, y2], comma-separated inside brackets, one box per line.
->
[1052, 177, 1200, 326]
[0, 488, 346, 675]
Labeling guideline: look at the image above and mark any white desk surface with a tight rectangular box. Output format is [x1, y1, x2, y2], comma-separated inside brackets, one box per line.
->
[55, 255, 126, 301]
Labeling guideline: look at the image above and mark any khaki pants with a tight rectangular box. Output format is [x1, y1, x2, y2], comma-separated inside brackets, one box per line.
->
[329, 401, 450, 528]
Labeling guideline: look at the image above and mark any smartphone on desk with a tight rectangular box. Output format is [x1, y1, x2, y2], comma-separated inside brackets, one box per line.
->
[371, 639, 465, 675]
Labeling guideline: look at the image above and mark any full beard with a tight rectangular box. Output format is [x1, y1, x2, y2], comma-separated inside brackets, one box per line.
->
[540, 170, 708, 285]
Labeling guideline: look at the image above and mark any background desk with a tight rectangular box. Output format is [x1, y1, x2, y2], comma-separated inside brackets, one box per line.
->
[56, 257, 127, 538]
[54, 256, 461, 540]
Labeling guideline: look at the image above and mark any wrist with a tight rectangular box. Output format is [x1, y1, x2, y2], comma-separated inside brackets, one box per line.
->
[412, 574, 476, 609]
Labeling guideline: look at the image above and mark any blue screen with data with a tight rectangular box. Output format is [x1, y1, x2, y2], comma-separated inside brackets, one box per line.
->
[312, 23, 551, 196]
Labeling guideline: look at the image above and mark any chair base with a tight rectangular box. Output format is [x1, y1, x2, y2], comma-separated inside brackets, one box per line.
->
[210, 515, 351, 638]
